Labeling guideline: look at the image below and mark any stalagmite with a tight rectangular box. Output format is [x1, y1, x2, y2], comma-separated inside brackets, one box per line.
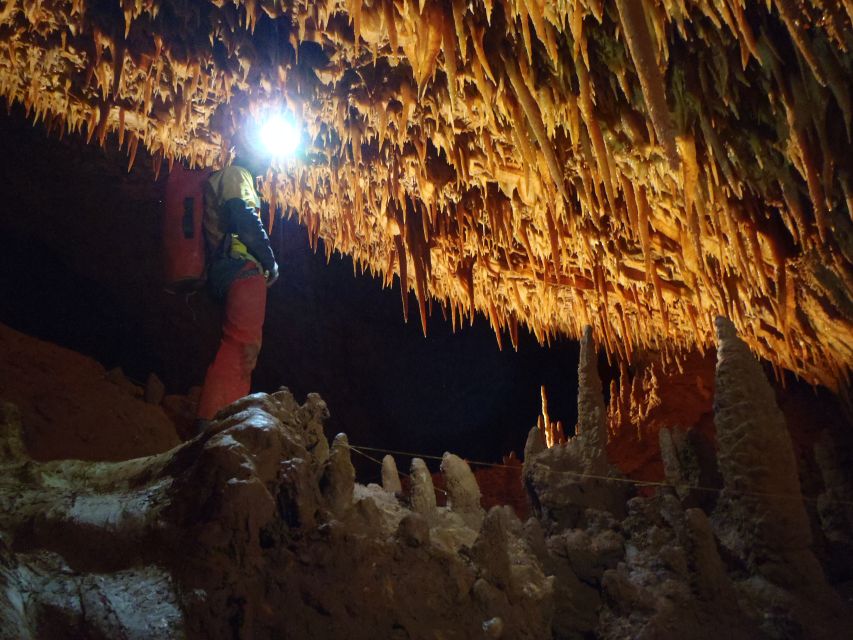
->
[522, 326, 630, 530]
[575, 325, 609, 475]
[322, 433, 356, 516]
[381, 454, 403, 494]
[538, 386, 566, 448]
[440, 452, 484, 528]
[409, 457, 437, 516]
[0, 392, 558, 638]
[711, 316, 819, 586]
[659, 426, 700, 500]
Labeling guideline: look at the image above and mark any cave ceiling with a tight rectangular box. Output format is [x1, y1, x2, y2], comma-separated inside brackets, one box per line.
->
[1, 0, 851, 389]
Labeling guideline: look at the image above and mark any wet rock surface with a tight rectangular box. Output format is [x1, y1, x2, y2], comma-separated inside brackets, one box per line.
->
[520, 321, 853, 639]
[0, 388, 552, 639]
[1, 319, 852, 638]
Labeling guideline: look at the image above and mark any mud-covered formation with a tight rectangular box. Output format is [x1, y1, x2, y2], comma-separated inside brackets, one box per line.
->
[1, 1, 851, 387]
[523, 319, 853, 638]
[0, 389, 554, 639]
[1, 319, 851, 639]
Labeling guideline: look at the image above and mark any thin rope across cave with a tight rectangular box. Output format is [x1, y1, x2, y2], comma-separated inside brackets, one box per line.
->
[348, 443, 853, 507]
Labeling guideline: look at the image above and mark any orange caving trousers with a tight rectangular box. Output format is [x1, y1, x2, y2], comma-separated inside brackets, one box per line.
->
[197, 265, 267, 420]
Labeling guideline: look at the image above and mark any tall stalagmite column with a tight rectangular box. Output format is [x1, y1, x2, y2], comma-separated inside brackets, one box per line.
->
[523, 326, 628, 529]
[575, 326, 609, 475]
[711, 316, 821, 587]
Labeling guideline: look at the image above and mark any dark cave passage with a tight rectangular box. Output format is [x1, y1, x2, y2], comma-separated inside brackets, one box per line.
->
[0, 108, 615, 471]
[1, 1, 852, 637]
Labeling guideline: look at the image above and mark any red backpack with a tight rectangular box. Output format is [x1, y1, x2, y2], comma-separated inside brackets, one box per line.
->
[163, 164, 211, 292]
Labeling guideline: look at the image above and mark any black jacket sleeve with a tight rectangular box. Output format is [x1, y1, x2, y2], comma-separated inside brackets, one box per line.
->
[224, 197, 277, 273]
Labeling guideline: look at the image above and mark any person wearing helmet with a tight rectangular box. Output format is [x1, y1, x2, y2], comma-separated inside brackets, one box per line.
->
[195, 134, 279, 425]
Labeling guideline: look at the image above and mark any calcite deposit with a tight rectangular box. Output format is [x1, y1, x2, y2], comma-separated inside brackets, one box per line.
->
[1, 1, 852, 633]
[1, 1, 851, 387]
[1, 320, 851, 638]
[0, 391, 554, 639]
[522, 320, 853, 638]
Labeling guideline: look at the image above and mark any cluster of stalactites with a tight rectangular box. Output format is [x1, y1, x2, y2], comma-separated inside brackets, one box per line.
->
[1, 0, 851, 387]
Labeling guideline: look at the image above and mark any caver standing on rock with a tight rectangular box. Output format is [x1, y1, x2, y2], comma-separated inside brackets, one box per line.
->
[196, 133, 279, 427]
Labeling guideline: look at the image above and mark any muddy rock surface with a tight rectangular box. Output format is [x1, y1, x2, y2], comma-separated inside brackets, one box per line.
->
[522, 320, 853, 639]
[0, 322, 180, 461]
[0, 388, 553, 639]
[1, 319, 852, 638]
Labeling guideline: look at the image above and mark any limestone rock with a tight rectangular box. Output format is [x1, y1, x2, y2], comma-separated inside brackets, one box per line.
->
[711, 317, 814, 580]
[0, 323, 179, 461]
[659, 426, 700, 501]
[292, 391, 331, 467]
[598, 493, 757, 640]
[541, 538, 601, 637]
[106, 367, 144, 398]
[814, 430, 853, 544]
[381, 454, 402, 494]
[321, 433, 355, 516]
[0, 392, 558, 639]
[278, 456, 322, 530]
[0, 543, 184, 640]
[575, 325, 609, 475]
[395, 512, 430, 547]
[441, 452, 484, 529]
[684, 508, 732, 602]
[0, 403, 25, 461]
[471, 506, 555, 638]
[409, 457, 437, 516]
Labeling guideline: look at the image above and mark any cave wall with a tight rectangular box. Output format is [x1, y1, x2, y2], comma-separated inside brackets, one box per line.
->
[606, 350, 852, 484]
[2, 317, 851, 639]
[0, 108, 595, 466]
[2, 104, 849, 479]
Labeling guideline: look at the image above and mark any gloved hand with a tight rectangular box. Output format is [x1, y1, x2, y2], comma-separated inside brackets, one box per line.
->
[266, 261, 279, 288]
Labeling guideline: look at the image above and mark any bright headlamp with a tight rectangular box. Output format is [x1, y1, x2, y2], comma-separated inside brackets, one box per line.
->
[256, 113, 300, 159]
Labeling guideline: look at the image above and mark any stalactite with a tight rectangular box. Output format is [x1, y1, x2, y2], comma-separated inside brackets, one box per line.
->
[614, 0, 680, 168]
[0, 0, 849, 388]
